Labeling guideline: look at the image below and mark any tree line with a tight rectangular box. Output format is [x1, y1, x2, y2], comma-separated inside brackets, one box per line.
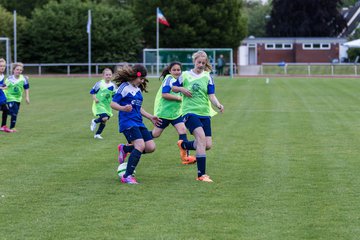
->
[0, 0, 245, 63]
[0, 0, 357, 63]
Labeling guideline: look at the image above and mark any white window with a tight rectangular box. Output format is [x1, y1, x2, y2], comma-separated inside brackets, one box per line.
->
[265, 43, 293, 50]
[302, 43, 331, 50]
[321, 43, 330, 49]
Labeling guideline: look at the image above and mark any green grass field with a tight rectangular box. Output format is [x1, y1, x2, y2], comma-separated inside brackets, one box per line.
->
[1, 76, 360, 239]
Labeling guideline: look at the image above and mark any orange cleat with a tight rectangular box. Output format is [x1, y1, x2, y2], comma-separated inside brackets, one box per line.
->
[177, 140, 187, 162]
[182, 155, 197, 165]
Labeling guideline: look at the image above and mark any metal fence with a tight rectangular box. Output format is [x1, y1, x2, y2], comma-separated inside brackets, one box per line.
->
[261, 63, 360, 76]
[21, 62, 359, 77]
[23, 63, 130, 76]
[20, 62, 237, 77]
[22, 62, 168, 77]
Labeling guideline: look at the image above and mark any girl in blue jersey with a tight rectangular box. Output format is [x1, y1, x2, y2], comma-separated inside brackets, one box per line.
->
[111, 64, 161, 184]
[151, 61, 196, 165]
[0, 58, 9, 132]
[172, 51, 224, 183]
[89, 68, 116, 139]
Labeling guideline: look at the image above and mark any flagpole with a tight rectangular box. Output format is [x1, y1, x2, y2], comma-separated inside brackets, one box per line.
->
[13, 10, 17, 63]
[156, 7, 159, 77]
[88, 10, 92, 78]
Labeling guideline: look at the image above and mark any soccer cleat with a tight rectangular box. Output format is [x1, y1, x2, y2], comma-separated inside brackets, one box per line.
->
[182, 155, 197, 165]
[177, 140, 188, 162]
[6, 128, 17, 133]
[0, 125, 11, 132]
[90, 119, 96, 132]
[117, 144, 129, 164]
[94, 134, 103, 139]
[1, 126, 13, 133]
[196, 175, 213, 183]
[121, 175, 138, 184]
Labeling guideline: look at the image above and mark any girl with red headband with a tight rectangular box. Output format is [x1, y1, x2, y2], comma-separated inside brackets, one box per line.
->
[111, 64, 161, 184]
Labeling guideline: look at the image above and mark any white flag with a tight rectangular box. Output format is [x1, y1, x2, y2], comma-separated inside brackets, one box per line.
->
[87, 10, 91, 34]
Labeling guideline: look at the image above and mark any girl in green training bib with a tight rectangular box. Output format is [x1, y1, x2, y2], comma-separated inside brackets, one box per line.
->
[172, 51, 224, 183]
[3, 62, 30, 132]
[152, 62, 196, 164]
[89, 68, 117, 139]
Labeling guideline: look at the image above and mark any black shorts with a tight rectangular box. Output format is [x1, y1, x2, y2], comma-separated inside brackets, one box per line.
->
[97, 113, 111, 120]
[123, 126, 153, 143]
[7, 102, 20, 116]
[184, 114, 212, 136]
[157, 116, 184, 129]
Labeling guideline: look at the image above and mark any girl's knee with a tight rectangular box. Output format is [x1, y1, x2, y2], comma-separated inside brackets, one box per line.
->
[205, 137, 213, 151]
[146, 147, 155, 153]
[152, 128, 163, 138]
[134, 142, 145, 152]
[152, 131, 161, 138]
[102, 117, 109, 123]
[147, 145, 156, 153]
[145, 141, 156, 153]
[135, 146, 145, 152]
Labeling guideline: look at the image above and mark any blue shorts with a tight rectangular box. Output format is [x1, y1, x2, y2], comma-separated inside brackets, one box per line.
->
[157, 116, 184, 129]
[7, 102, 20, 116]
[123, 126, 153, 143]
[184, 114, 212, 136]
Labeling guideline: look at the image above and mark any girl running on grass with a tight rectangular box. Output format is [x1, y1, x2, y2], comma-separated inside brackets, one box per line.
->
[172, 51, 224, 183]
[151, 61, 196, 165]
[3, 62, 30, 132]
[111, 64, 161, 184]
[89, 68, 117, 139]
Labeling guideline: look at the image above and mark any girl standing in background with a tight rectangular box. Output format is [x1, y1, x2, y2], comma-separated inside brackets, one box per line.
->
[90, 68, 116, 139]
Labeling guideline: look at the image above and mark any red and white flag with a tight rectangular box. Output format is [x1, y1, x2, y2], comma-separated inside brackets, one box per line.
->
[157, 8, 170, 27]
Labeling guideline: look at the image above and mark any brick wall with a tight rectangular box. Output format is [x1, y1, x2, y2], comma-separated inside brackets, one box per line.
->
[257, 46, 294, 64]
[256, 43, 339, 64]
[294, 43, 339, 63]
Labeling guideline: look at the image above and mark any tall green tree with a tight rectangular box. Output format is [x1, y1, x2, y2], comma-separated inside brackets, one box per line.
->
[266, 0, 347, 37]
[22, 0, 142, 63]
[132, 0, 246, 49]
[244, 0, 271, 37]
